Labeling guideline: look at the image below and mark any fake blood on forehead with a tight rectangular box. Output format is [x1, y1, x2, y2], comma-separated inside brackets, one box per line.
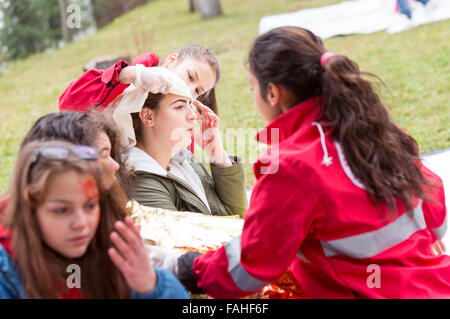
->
[81, 178, 98, 200]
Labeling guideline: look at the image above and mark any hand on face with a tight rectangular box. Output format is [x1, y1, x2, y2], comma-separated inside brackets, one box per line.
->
[193, 100, 232, 167]
[108, 216, 157, 294]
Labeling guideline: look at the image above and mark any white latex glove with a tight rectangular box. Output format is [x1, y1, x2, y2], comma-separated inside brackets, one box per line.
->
[145, 244, 183, 276]
[135, 65, 193, 100]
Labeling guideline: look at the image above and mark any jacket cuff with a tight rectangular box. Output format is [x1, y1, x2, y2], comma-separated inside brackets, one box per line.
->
[101, 59, 130, 85]
[177, 251, 204, 294]
[131, 268, 189, 299]
[210, 156, 243, 176]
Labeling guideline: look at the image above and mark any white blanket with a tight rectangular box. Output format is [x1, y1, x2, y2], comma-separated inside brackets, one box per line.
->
[259, 0, 450, 38]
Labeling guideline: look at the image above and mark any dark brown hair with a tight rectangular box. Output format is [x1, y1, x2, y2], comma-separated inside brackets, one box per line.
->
[174, 44, 221, 114]
[248, 26, 431, 212]
[131, 93, 164, 143]
[3, 140, 131, 298]
[20, 111, 131, 195]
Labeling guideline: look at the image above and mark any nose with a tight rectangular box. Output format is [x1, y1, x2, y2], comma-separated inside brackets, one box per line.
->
[109, 157, 120, 173]
[72, 208, 88, 230]
[187, 104, 198, 122]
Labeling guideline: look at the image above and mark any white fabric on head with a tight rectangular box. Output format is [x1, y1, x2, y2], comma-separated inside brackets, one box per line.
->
[112, 64, 193, 148]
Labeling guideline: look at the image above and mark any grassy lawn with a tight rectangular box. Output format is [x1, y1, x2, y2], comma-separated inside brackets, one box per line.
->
[0, 0, 449, 193]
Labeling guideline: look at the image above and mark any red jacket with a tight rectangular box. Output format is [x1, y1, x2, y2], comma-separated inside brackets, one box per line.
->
[0, 197, 12, 257]
[58, 52, 160, 112]
[192, 97, 449, 298]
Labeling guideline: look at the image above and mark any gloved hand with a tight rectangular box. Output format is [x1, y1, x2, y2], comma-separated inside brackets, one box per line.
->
[145, 244, 184, 276]
[134, 65, 174, 94]
[135, 65, 193, 100]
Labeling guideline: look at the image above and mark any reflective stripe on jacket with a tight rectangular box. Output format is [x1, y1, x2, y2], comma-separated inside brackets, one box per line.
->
[191, 97, 450, 298]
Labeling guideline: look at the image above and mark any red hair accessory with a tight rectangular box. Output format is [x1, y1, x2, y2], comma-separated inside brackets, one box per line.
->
[320, 52, 335, 68]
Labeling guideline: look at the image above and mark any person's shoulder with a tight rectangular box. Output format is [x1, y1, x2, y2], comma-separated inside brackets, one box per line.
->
[0, 244, 25, 299]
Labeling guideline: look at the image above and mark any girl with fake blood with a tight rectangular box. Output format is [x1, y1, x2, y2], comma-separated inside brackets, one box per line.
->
[151, 26, 449, 298]
[0, 111, 127, 256]
[0, 140, 189, 299]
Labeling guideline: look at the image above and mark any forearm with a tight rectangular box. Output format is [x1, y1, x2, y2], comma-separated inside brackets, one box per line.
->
[118, 66, 137, 85]
[210, 148, 233, 168]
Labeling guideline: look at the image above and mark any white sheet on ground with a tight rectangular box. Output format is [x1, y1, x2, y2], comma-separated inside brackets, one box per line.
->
[259, 0, 450, 38]
[422, 148, 450, 252]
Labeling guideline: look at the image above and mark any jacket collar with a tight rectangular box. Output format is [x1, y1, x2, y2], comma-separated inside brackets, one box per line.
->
[126, 147, 191, 176]
[255, 97, 323, 145]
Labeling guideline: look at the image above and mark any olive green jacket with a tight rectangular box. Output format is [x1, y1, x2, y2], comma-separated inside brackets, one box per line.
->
[127, 147, 248, 217]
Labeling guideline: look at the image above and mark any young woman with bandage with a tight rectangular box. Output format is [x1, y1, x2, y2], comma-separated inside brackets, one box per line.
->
[114, 71, 247, 217]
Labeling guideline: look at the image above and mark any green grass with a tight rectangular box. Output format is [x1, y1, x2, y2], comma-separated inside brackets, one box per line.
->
[0, 0, 449, 192]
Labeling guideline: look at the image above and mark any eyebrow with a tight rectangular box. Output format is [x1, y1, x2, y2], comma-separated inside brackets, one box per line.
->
[48, 195, 99, 204]
[170, 98, 189, 105]
[48, 199, 72, 204]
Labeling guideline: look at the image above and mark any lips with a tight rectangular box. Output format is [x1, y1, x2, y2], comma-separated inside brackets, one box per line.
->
[69, 235, 89, 246]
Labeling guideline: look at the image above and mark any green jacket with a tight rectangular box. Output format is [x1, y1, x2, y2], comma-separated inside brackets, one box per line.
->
[127, 147, 247, 217]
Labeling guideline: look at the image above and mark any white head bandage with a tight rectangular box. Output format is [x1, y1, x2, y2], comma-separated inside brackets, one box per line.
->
[111, 64, 193, 148]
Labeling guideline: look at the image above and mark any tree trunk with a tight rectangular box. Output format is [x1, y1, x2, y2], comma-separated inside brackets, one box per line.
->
[197, 0, 222, 19]
[58, 0, 74, 43]
[118, 0, 130, 13]
[189, 0, 196, 12]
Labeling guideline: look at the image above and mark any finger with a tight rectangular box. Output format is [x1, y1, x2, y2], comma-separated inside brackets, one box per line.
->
[115, 221, 141, 253]
[108, 247, 131, 275]
[125, 216, 142, 239]
[193, 100, 211, 112]
[438, 240, 446, 252]
[110, 231, 133, 261]
[189, 103, 203, 121]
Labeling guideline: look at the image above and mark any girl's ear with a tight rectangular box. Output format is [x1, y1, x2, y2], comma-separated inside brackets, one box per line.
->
[267, 82, 295, 112]
[162, 53, 179, 68]
[139, 108, 155, 127]
[266, 83, 281, 107]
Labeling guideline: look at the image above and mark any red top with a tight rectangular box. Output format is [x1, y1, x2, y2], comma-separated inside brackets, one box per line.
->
[193, 97, 449, 298]
[58, 52, 160, 112]
[0, 197, 12, 257]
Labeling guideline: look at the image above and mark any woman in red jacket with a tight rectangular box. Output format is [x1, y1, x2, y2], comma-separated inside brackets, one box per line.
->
[154, 26, 449, 298]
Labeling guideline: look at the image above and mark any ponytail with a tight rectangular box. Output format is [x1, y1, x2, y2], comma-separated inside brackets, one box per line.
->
[249, 26, 432, 212]
[321, 53, 429, 211]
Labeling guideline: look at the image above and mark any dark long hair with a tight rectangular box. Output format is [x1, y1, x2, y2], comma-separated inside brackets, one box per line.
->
[248, 26, 431, 212]
[3, 141, 131, 298]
